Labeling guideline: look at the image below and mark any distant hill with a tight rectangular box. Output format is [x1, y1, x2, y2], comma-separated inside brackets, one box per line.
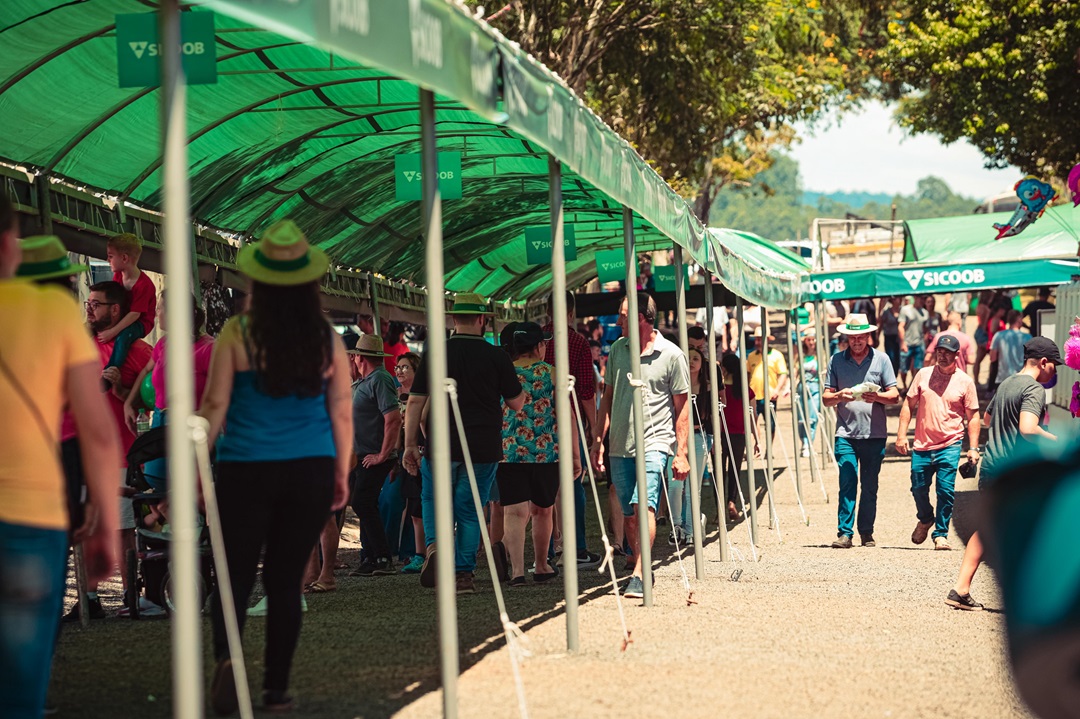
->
[802, 190, 895, 208]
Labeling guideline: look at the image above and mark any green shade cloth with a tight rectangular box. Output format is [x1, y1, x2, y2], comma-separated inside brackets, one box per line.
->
[903, 206, 1080, 263]
[706, 228, 809, 309]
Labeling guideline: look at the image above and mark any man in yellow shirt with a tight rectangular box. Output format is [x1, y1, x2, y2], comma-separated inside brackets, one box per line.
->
[746, 327, 789, 440]
[0, 196, 122, 719]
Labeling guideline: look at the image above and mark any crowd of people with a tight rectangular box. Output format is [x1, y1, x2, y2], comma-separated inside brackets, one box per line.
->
[1, 191, 1066, 717]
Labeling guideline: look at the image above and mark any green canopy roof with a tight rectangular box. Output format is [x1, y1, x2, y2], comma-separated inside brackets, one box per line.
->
[0, 0, 804, 308]
[707, 228, 808, 308]
[903, 206, 1080, 263]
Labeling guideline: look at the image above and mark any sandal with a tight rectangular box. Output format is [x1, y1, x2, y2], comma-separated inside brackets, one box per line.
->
[509, 576, 527, 587]
[533, 569, 559, 583]
[263, 690, 295, 713]
[303, 581, 336, 594]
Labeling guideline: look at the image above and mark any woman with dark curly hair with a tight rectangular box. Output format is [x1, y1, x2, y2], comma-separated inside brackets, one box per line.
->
[198, 220, 352, 715]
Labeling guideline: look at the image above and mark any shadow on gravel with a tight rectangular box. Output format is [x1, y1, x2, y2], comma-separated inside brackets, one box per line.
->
[51, 496, 705, 719]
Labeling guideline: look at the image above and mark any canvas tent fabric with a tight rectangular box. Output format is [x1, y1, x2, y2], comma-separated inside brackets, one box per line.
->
[903, 205, 1080, 263]
[706, 228, 809, 309]
[0, 0, 804, 308]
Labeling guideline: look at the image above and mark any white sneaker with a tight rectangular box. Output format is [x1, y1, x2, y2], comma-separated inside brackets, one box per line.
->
[247, 595, 307, 617]
[800, 442, 811, 458]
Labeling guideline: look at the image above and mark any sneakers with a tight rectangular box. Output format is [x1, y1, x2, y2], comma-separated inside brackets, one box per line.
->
[860, 534, 876, 548]
[210, 659, 238, 716]
[624, 575, 645, 599]
[262, 690, 295, 713]
[912, 521, 934, 545]
[351, 557, 394, 576]
[575, 550, 602, 569]
[801, 441, 811, 458]
[831, 535, 853, 549]
[61, 596, 105, 623]
[247, 595, 307, 617]
[419, 545, 437, 588]
[934, 536, 952, 551]
[945, 589, 984, 611]
[117, 596, 166, 618]
[491, 541, 510, 582]
[455, 572, 476, 594]
[401, 554, 425, 574]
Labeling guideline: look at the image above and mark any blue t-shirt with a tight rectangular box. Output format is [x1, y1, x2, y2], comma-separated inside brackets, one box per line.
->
[991, 329, 1029, 384]
[826, 348, 897, 439]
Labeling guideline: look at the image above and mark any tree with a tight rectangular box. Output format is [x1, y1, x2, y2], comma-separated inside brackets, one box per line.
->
[883, 0, 1080, 179]
[468, 1, 885, 222]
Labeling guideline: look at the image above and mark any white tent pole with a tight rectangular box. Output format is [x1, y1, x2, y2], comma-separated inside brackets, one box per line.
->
[548, 156, 579, 649]
[760, 314, 778, 528]
[672, 244, 705, 577]
[786, 311, 804, 504]
[623, 207, 653, 607]
[736, 299, 758, 543]
[420, 89, 458, 719]
[816, 301, 833, 466]
[794, 316, 828, 502]
[160, 4, 200, 719]
[703, 275, 730, 561]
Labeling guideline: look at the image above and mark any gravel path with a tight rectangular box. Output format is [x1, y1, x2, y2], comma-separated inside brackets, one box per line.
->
[52, 404, 1034, 719]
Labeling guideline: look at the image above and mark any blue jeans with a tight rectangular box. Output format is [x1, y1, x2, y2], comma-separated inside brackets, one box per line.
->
[834, 437, 886, 538]
[0, 521, 68, 719]
[105, 320, 146, 370]
[609, 452, 669, 516]
[796, 383, 820, 444]
[900, 344, 924, 374]
[144, 408, 167, 491]
[756, 399, 778, 440]
[667, 433, 708, 537]
[910, 443, 962, 539]
[420, 458, 498, 574]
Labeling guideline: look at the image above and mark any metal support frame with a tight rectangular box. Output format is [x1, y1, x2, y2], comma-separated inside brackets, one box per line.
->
[549, 156, 580, 649]
[816, 301, 835, 466]
[420, 89, 459, 719]
[736, 299, 758, 543]
[673, 245, 704, 576]
[704, 275, 730, 562]
[786, 311, 804, 503]
[161, 3, 200, 719]
[761, 315, 777, 528]
[794, 315, 826, 502]
[623, 207, 653, 606]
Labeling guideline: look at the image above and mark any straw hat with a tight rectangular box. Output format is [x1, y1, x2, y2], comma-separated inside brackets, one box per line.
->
[837, 313, 878, 335]
[348, 334, 390, 358]
[447, 292, 491, 314]
[751, 327, 776, 341]
[15, 235, 88, 280]
[236, 220, 329, 285]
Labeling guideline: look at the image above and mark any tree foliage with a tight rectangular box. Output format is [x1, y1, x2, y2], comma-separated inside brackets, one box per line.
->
[469, 1, 885, 221]
[882, 0, 1080, 179]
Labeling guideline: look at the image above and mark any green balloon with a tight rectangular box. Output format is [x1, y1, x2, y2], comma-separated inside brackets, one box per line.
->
[140, 373, 157, 411]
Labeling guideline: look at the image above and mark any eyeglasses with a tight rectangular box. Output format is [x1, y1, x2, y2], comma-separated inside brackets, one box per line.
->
[84, 301, 116, 311]
[394, 365, 413, 373]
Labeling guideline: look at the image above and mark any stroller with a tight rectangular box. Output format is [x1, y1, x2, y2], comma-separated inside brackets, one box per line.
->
[124, 425, 215, 619]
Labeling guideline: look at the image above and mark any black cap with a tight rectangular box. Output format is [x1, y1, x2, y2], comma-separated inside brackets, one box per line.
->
[499, 322, 520, 349]
[936, 334, 961, 353]
[341, 331, 360, 353]
[1024, 336, 1063, 365]
[510, 321, 552, 349]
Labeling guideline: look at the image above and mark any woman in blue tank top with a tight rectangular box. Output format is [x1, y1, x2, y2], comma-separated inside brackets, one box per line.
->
[198, 220, 353, 714]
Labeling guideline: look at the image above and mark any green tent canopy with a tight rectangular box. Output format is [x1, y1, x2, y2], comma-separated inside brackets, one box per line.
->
[903, 206, 1080, 263]
[706, 228, 808, 308]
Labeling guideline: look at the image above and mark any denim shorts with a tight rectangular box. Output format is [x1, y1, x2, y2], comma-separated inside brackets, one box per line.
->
[608, 451, 670, 516]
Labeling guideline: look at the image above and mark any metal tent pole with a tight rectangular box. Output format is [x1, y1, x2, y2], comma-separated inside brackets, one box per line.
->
[816, 301, 833, 466]
[623, 207, 653, 607]
[672, 244, 704, 577]
[420, 89, 458, 719]
[760, 314, 777, 528]
[548, 156, 579, 649]
[736, 299, 758, 543]
[786, 311, 804, 504]
[704, 275, 730, 561]
[794, 315, 827, 502]
[160, 3, 200, 719]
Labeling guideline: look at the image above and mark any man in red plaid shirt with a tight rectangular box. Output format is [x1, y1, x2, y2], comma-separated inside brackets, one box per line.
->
[544, 291, 602, 568]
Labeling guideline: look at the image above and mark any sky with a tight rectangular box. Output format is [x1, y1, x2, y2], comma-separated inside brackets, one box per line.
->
[789, 101, 1019, 201]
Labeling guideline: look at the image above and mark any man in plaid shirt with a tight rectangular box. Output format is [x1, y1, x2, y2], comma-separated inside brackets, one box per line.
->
[544, 291, 602, 568]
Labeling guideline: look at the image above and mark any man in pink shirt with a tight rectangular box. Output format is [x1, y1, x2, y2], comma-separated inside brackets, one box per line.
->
[925, 312, 976, 375]
[895, 334, 981, 550]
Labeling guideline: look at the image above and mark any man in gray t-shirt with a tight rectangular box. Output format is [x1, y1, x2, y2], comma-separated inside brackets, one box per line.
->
[349, 335, 404, 573]
[898, 297, 929, 389]
[593, 292, 690, 599]
[947, 337, 1061, 611]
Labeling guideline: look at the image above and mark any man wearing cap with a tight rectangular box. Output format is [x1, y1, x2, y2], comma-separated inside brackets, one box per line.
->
[402, 293, 524, 594]
[925, 312, 976, 375]
[895, 333, 980, 551]
[822, 313, 900, 548]
[746, 326, 789, 441]
[946, 337, 1061, 610]
[348, 334, 402, 576]
[591, 292, 691, 599]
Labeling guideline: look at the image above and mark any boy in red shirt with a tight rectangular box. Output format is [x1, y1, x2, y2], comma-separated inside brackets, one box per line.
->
[102, 233, 156, 389]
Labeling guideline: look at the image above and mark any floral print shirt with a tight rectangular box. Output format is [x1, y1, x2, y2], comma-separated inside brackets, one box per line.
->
[501, 360, 559, 463]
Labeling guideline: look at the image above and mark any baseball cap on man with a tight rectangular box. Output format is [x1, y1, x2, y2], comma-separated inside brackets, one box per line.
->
[935, 334, 961, 354]
[510, 321, 552, 349]
[1024, 336, 1063, 365]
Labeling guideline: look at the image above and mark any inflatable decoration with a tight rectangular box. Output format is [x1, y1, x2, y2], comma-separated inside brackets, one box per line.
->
[1065, 317, 1080, 417]
[1068, 162, 1080, 207]
[993, 176, 1056, 239]
[140, 372, 157, 411]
